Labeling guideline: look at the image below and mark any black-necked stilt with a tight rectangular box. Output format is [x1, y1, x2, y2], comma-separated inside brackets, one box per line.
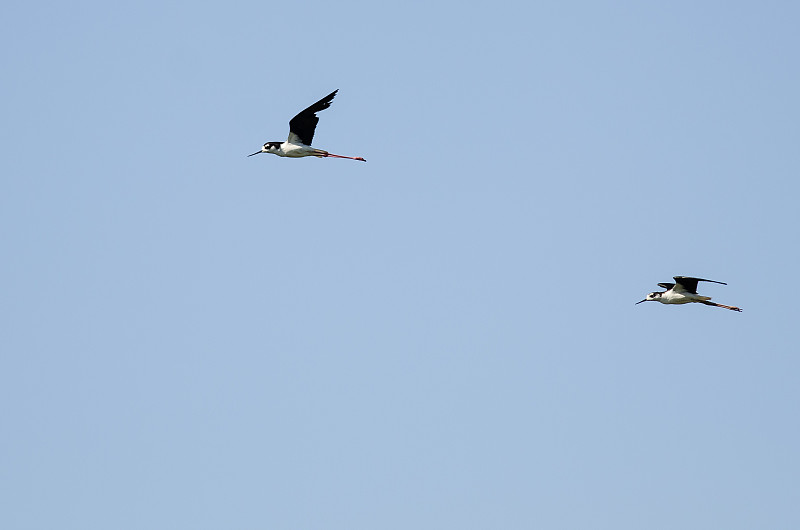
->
[636, 276, 742, 312]
[248, 89, 366, 162]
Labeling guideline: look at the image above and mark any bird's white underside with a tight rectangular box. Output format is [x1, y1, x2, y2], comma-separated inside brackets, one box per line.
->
[659, 291, 712, 304]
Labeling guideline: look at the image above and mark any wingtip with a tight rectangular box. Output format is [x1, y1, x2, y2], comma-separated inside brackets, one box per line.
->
[675, 276, 728, 285]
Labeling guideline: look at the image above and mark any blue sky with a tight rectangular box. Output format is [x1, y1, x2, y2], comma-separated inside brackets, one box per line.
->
[2, 1, 799, 528]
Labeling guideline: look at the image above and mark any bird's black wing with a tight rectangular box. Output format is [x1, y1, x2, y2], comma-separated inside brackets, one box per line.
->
[673, 276, 727, 294]
[657, 282, 675, 291]
[288, 89, 338, 146]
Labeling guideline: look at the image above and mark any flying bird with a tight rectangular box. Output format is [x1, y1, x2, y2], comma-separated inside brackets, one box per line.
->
[248, 89, 366, 162]
[636, 276, 742, 312]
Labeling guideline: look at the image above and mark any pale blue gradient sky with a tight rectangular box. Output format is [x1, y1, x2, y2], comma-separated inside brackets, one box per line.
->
[2, 1, 799, 529]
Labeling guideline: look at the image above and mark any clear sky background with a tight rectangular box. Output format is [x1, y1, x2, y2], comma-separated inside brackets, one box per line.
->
[2, 1, 799, 528]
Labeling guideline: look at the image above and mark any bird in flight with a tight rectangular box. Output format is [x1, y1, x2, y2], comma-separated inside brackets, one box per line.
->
[248, 89, 366, 162]
[636, 276, 742, 312]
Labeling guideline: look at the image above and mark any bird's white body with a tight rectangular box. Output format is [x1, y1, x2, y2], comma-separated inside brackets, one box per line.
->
[266, 141, 325, 158]
[259, 132, 325, 158]
[657, 291, 711, 305]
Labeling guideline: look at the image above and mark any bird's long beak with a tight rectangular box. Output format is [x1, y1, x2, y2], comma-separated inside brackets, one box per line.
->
[635, 299, 647, 304]
[247, 151, 262, 157]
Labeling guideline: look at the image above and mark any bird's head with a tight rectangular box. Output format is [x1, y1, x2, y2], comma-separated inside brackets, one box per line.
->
[248, 142, 282, 157]
[636, 292, 662, 305]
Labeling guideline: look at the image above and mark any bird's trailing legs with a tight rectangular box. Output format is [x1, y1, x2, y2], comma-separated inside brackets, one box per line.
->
[317, 150, 366, 162]
[701, 301, 743, 312]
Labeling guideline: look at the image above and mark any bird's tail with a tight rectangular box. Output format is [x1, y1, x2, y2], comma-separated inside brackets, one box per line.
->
[700, 300, 742, 312]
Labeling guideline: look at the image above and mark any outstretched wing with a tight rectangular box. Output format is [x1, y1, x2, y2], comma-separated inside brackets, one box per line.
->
[657, 282, 675, 291]
[288, 89, 338, 146]
[673, 276, 727, 294]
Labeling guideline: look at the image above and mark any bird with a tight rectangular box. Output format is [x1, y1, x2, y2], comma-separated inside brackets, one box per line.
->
[636, 276, 742, 312]
[248, 89, 366, 162]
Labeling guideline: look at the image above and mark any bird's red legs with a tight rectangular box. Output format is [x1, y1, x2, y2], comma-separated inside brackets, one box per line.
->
[323, 152, 366, 162]
[701, 301, 743, 312]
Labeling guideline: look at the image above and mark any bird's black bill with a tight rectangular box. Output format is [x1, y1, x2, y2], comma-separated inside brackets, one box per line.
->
[635, 299, 647, 305]
[247, 151, 262, 157]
